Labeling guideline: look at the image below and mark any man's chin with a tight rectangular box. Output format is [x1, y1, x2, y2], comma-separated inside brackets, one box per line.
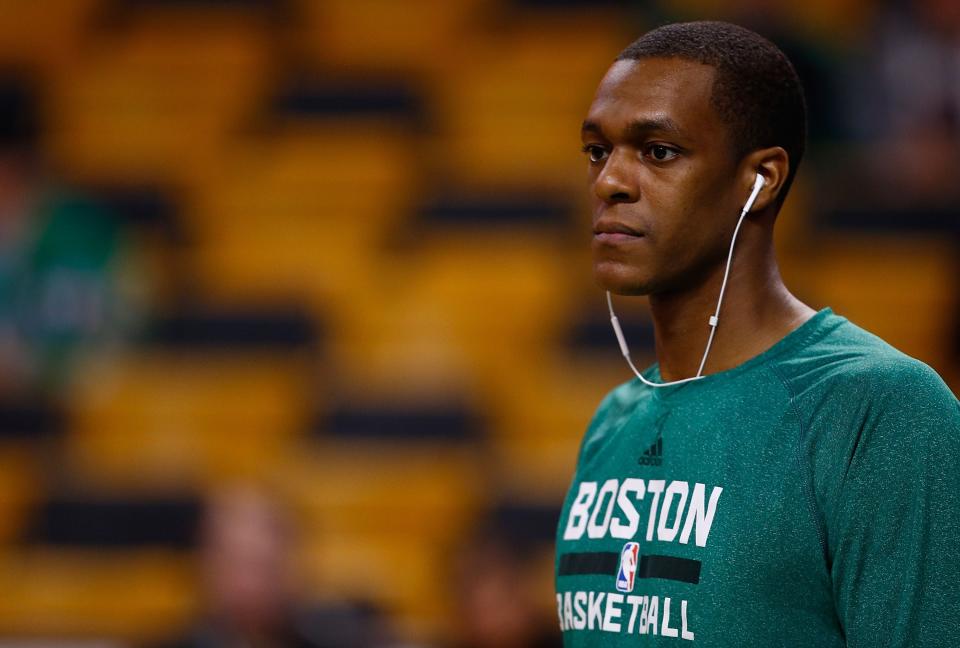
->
[592, 263, 654, 296]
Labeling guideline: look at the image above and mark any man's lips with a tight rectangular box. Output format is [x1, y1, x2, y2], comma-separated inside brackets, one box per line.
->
[593, 219, 644, 243]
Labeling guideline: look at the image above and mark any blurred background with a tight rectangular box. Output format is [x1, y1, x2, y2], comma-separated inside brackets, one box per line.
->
[0, 0, 957, 646]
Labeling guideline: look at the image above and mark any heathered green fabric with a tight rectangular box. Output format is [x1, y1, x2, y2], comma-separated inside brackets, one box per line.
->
[555, 308, 960, 647]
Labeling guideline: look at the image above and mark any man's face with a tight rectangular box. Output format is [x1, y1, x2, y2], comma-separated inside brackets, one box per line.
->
[583, 57, 743, 295]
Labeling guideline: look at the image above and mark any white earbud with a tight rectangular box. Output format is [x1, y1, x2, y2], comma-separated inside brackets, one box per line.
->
[748, 172, 765, 208]
[607, 170, 767, 388]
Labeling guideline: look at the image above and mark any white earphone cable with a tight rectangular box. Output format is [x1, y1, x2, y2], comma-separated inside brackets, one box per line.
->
[607, 173, 766, 388]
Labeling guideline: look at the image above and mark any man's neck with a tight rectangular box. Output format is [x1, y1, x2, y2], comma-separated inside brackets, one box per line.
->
[648, 247, 816, 382]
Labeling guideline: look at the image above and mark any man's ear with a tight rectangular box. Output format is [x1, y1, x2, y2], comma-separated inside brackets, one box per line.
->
[741, 147, 789, 213]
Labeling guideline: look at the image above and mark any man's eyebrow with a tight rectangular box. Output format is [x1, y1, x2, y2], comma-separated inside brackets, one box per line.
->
[624, 117, 684, 139]
[581, 120, 604, 136]
[580, 117, 686, 139]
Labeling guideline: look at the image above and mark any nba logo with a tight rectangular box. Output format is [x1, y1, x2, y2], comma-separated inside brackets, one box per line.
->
[615, 542, 640, 593]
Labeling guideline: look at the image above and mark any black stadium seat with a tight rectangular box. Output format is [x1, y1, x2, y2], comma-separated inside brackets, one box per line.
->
[0, 399, 64, 441]
[512, 0, 630, 7]
[821, 206, 960, 234]
[105, 0, 288, 11]
[317, 402, 485, 442]
[142, 304, 320, 350]
[418, 193, 574, 227]
[491, 501, 562, 548]
[566, 307, 655, 356]
[268, 75, 426, 125]
[87, 184, 187, 244]
[24, 495, 202, 549]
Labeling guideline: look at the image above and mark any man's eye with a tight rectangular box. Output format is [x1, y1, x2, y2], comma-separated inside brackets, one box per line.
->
[647, 144, 679, 161]
[581, 144, 608, 163]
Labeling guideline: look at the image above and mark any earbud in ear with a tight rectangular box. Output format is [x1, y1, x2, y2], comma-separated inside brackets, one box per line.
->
[742, 172, 766, 215]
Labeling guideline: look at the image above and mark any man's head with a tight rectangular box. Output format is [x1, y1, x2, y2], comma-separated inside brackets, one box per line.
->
[583, 21, 807, 295]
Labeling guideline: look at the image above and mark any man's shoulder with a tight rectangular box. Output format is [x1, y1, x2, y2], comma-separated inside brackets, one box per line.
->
[773, 311, 954, 407]
[597, 375, 646, 411]
[771, 313, 958, 455]
[575, 377, 649, 463]
[588, 374, 659, 430]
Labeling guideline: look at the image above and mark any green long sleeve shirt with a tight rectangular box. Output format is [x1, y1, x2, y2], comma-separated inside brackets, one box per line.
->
[555, 308, 960, 646]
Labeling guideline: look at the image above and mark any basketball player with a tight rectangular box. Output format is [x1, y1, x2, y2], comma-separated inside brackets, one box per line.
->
[555, 21, 960, 647]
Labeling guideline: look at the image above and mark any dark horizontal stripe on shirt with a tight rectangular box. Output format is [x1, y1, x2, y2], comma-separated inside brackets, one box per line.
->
[558, 551, 620, 575]
[558, 551, 702, 585]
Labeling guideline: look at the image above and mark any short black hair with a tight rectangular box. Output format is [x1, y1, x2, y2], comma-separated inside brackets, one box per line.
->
[617, 21, 807, 208]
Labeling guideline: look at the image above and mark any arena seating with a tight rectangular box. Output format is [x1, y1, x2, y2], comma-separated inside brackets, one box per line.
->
[0, 0, 955, 644]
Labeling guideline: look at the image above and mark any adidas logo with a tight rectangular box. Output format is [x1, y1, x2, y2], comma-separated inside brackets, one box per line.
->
[638, 435, 663, 466]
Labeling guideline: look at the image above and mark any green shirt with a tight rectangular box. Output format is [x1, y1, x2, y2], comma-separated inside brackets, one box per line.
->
[555, 308, 960, 647]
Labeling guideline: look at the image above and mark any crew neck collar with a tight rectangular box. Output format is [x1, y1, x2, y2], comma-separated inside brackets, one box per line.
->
[641, 307, 840, 394]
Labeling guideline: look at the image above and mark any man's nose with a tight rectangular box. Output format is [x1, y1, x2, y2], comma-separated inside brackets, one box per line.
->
[595, 150, 639, 204]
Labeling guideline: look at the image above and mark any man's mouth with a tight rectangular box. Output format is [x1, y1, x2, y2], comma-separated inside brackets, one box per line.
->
[593, 219, 644, 243]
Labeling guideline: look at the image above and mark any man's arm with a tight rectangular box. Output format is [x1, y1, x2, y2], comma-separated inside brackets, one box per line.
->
[828, 363, 960, 647]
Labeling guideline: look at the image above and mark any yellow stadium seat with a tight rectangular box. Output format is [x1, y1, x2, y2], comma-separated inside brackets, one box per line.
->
[189, 123, 417, 311]
[285, 441, 483, 636]
[330, 229, 578, 391]
[0, 548, 195, 642]
[479, 335, 637, 499]
[0, 445, 42, 545]
[64, 352, 312, 489]
[432, 16, 628, 190]
[657, 0, 875, 41]
[48, 16, 270, 186]
[802, 234, 956, 371]
[0, 0, 99, 70]
[295, 0, 489, 75]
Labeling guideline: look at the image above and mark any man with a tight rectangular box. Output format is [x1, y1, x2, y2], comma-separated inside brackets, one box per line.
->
[554, 21, 960, 647]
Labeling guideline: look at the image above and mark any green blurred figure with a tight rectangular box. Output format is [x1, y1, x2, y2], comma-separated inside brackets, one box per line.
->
[0, 70, 133, 397]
